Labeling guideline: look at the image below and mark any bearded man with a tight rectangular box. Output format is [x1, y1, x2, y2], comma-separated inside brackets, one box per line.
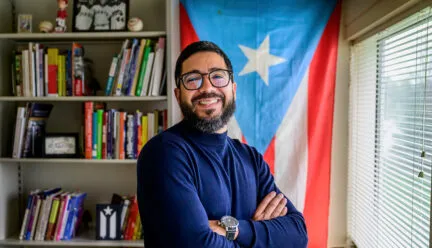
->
[137, 41, 308, 248]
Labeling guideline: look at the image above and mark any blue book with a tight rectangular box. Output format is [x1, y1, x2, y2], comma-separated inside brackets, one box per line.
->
[63, 192, 86, 240]
[66, 50, 73, 96]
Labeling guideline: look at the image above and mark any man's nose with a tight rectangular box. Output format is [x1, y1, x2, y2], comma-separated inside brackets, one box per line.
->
[199, 76, 214, 92]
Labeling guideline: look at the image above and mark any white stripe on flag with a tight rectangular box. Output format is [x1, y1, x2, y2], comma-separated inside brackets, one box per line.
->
[275, 70, 309, 212]
[227, 115, 243, 141]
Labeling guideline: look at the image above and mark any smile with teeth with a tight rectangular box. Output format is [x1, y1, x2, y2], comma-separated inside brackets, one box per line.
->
[195, 98, 221, 106]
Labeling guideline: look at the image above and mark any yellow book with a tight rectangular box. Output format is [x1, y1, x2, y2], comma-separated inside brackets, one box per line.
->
[45, 197, 60, 240]
[132, 214, 141, 240]
[61, 55, 66, 96]
[153, 110, 159, 135]
[141, 116, 148, 148]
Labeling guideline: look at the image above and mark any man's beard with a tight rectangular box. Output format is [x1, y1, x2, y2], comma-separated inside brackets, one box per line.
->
[180, 92, 236, 133]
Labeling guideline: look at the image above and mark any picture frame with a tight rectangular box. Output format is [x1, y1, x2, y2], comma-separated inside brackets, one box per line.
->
[43, 133, 80, 158]
[17, 14, 32, 33]
[72, 0, 129, 32]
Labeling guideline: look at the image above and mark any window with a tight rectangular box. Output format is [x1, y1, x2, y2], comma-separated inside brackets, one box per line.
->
[349, 7, 432, 248]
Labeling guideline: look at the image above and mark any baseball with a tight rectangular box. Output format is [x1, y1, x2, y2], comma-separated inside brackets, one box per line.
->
[127, 17, 143, 32]
[39, 21, 54, 33]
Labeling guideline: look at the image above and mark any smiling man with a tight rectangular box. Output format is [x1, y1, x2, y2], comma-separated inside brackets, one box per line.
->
[136, 41, 308, 248]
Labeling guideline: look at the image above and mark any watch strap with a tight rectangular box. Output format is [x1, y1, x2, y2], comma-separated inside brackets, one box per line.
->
[225, 226, 237, 240]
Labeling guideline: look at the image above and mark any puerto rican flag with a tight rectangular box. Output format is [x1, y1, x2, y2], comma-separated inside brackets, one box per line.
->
[180, 1, 341, 247]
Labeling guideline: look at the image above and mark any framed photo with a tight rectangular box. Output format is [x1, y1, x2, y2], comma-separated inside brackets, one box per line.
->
[43, 133, 80, 158]
[72, 0, 129, 32]
[18, 14, 32, 33]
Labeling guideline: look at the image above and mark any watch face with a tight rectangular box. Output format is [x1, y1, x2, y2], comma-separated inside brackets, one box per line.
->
[221, 216, 239, 227]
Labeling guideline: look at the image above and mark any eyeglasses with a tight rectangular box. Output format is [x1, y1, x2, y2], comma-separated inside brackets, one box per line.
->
[177, 69, 233, 90]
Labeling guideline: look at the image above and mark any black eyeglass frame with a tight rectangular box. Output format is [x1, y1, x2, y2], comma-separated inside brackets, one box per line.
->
[176, 69, 233, 90]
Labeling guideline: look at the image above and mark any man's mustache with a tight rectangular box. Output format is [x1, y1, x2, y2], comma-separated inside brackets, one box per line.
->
[192, 93, 225, 103]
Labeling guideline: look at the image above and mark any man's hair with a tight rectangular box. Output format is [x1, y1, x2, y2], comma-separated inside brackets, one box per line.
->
[174, 41, 233, 87]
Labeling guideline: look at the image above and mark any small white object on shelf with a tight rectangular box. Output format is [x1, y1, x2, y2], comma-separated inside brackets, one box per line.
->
[127, 18, 144, 32]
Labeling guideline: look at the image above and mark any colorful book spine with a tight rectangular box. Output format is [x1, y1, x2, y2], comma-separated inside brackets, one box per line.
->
[97, 109, 103, 159]
[84, 102, 93, 159]
[105, 56, 118, 96]
[92, 112, 98, 159]
[102, 112, 108, 159]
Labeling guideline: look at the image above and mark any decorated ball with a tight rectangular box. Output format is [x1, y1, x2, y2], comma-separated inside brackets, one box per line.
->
[127, 17, 143, 32]
[39, 21, 53, 33]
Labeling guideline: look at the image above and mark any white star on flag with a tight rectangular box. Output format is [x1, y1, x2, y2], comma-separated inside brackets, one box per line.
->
[239, 35, 286, 86]
[103, 206, 113, 216]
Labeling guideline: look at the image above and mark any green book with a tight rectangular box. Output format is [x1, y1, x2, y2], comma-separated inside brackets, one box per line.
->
[97, 109, 104, 159]
[135, 40, 152, 96]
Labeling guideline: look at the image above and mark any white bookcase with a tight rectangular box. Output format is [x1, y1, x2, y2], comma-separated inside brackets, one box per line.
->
[0, 0, 181, 246]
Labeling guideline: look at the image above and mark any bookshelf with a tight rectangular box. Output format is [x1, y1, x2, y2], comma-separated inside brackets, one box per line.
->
[0, 158, 137, 165]
[0, 96, 167, 102]
[0, 0, 182, 247]
[0, 31, 166, 41]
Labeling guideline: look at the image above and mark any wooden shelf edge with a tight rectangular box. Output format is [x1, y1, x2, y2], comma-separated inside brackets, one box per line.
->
[0, 96, 167, 102]
[0, 31, 166, 40]
[0, 158, 137, 164]
[0, 238, 144, 247]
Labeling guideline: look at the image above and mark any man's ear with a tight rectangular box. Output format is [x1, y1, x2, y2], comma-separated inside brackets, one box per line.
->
[174, 87, 181, 104]
[232, 82, 237, 100]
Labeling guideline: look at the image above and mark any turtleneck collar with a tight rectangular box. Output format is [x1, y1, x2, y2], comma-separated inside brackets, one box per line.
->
[178, 119, 227, 146]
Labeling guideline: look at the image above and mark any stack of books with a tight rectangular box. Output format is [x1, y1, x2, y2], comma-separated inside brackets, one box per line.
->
[19, 188, 87, 241]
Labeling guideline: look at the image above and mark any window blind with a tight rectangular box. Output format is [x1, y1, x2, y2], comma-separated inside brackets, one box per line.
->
[348, 7, 432, 248]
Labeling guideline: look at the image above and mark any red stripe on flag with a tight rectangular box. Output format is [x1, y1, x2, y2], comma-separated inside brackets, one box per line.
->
[303, 1, 341, 248]
[263, 137, 275, 175]
[180, 3, 200, 50]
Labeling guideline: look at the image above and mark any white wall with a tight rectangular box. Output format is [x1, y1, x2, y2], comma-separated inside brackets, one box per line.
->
[327, 10, 349, 247]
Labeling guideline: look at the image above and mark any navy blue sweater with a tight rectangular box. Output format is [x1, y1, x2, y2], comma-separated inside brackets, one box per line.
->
[137, 120, 308, 247]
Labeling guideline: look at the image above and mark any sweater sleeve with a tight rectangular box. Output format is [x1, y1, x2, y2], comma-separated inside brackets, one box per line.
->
[235, 148, 308, 248]
[137, 137, 240, 248]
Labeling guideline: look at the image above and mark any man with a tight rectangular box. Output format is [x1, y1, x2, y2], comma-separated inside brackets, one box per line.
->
[137, 41, 308, 247]
[91, 0, 112, 30]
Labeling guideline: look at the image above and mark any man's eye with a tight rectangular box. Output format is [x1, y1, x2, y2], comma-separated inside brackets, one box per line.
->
[212, 75, 223, 79]
[186, 77, 200, 82]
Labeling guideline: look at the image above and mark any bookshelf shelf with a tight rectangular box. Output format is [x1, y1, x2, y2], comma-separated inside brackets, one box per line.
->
[0, 31, 166, 41]
[0, 158, 137, 164]
[0, 232, 143, 247]
[0, 96, 167, 102]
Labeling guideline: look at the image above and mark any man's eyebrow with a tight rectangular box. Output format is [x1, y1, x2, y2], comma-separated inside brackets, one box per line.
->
[182, 67, 227, 75]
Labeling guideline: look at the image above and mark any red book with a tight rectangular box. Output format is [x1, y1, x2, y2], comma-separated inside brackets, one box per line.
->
[124, 196, 138, 240]
[47, 65, 58, 95]
[84, 102, 93, 159]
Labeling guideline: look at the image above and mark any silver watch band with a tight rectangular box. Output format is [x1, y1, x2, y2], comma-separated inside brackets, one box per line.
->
[226, 226, 237, 240]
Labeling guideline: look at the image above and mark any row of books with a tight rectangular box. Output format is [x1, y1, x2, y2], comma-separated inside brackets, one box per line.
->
[110, 194, 142, 240]
[12, 103, 54, 158]
[84, 102, 167, 160]
[104, 37, 166, 97]
[10, 37, 167, 98]
[11, 42, 88, 97]
[19, 188, 87, 241]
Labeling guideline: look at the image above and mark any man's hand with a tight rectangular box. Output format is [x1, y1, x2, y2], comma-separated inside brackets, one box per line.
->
[253, 191, 288, 221]
[208, 220, 239, 240]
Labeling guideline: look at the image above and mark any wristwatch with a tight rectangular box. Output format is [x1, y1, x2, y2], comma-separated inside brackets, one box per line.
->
[219, 215, 239, 240]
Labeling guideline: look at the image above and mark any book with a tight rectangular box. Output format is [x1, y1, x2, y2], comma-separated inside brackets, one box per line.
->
[21, 103, 54, 158]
